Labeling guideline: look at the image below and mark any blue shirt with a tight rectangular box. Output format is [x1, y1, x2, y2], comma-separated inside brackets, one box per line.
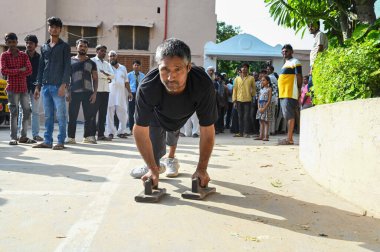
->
[127, 71, 145, 93]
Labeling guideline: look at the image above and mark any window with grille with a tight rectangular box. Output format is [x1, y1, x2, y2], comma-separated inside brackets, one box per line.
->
[118, 26, 149, 50]
[67, 26, 97, 48]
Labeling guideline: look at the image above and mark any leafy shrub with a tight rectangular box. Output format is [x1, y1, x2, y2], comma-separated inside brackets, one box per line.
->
[312, 23, 380, 105]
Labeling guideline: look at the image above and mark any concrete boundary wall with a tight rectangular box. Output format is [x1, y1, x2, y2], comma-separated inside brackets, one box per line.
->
[299, 98, 380, 217]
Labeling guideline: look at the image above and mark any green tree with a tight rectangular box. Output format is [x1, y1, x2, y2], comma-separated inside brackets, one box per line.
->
[264, 0, 378, 43]
[216, 21, 242, 76]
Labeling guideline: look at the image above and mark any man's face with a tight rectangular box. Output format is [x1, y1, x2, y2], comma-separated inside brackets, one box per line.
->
[253, 72, 259, 81]
[76, 42, 88, 55]
[308, 24, 318, 35]
[266, 66, 273, 74]
[26, 41, 37, 52]
[158, 56, 191, 95]
[282, 48, 293, 60]
[6, 39, 18, 49]
[207, 68, 215, 78]
[133, 63, 141, 72]
[241, 65, 248, 75]
[48, 25, 61, 37]
[109, 54, 118, 65]
[97, 48, 107, 60]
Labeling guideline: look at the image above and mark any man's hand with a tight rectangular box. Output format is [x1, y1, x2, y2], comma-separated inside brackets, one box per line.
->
[19, 67, 26, 72]
[192, 169, 210, 188]
[58, 84, 66, 97]
[141, 168, 160, 187]
[89, 92, 97, 104]
[34, 89, 40, 100]
[128, 92, 133, 101]
[233, 102, 237, 109]
[65, 92, 71, 103]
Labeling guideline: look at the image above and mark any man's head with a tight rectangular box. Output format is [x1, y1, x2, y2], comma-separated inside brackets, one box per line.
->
[95, 44, 107, 60]
[240, 62, 250, 76]
[5, 33, 18, 49]
[252, 71, 259, 81]
[108, 50, 118, 66]
[206, 66, 215, 80]
[76, 39, 89, 55]
[47, 17, 63, 37]
[266, 65, 274, 75]
[24, 34, 38, 53]
[155, 38, 192, 94]
[282, 44, 293, 60]
[132, 60, 141, 72]
[308, 21, 320, 35]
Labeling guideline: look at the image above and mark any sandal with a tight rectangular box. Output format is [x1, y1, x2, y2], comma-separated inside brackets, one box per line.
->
[19, 137, 37, 144]
[277, 138, 294, 145]
[32, 142, 53, 148]
[52, 144, 65, 150]
[254, 137, 263, 140]
[117, 133, 128, 139]
[9, 139, 18, 145]
[263, 138, 269, 141]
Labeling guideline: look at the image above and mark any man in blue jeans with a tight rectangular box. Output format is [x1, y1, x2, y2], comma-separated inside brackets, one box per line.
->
[33, 17, 71, 150]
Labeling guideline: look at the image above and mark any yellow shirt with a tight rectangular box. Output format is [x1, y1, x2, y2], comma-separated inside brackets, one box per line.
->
[232, 75, 256, 102]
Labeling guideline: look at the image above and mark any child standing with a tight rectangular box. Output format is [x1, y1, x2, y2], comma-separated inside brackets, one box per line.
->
[254, 75, 272, 141]
[300, 75, 312, 110]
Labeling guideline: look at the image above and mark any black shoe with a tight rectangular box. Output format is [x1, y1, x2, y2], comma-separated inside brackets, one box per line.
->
[192, 133, 199, 138]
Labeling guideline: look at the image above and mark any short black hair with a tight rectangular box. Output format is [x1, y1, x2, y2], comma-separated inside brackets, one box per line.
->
[24, 34, 38, 44]
[47, 17, 63, 28]
[282, 44, 293, 51]
[308, 21, 320, 29]
[133, 60, 141, 65]
[267, 65, 274, 71]
[76, 39, 89, 46]
[5, 32, 17, 42]
[95, 44, 107, 51]
[155, 38, 191, 64]
[241, 62, 250, 68]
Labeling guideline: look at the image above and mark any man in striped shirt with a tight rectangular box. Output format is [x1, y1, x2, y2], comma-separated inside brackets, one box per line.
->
[277, 44, 302, 145]
[0, 33, 33, 145]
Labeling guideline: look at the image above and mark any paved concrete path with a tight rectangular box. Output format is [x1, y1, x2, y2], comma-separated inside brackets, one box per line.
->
[0, 126, 379, 252]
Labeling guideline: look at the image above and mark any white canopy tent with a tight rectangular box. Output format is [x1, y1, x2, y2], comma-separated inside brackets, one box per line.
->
[203, 33, 284, 72]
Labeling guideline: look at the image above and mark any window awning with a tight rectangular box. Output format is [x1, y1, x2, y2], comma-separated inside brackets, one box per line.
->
[63, 21, 102, 27]
[113, 21, 154, 28]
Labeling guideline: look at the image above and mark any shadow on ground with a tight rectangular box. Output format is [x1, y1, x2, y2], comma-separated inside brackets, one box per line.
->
[161, 179, 380, 251]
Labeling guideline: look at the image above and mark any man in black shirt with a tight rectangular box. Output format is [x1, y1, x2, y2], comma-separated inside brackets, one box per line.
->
[131, 38, 218, 188]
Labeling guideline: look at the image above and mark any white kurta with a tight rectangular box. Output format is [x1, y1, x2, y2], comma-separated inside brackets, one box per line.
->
[108, 64, 129, 110]
[105, 64, 129, 136]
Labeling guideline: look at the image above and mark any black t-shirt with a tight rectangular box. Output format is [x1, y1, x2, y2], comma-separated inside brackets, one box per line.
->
[135, 66, 218, 131]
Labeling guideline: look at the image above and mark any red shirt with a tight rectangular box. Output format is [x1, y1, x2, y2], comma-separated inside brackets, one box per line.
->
[0, 49, 32, 93]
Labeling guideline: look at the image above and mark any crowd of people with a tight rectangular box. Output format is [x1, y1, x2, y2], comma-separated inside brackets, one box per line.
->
[0, 16, 327, 184]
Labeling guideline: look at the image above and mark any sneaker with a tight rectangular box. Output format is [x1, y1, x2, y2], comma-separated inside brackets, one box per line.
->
[83, 136, 97, 144]
[165, 157, 180, 177]
[234, 133, 243, 137]
[130, 163, 166, 178]
[65, 138, 76, 144]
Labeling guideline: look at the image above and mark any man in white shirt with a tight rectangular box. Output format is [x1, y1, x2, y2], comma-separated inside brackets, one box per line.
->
[105, 50, 132, 139]
[91, 45, 114, 141]
[308, 21, 328, 99]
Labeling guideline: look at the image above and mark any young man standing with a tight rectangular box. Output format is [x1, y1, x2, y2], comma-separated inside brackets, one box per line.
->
[308, 21, 328, 97]
[232, 63, 256, 138]
[33, 17, 71, 150]
[130, 38, 218, 188]
[0, 33, 33, 145]
[91, 45, 114, 141]
[66, 39, 98, 144]
[127, 60, 144, 134]
[277, 44, 302, 145]
[22, 35, 43, 141]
